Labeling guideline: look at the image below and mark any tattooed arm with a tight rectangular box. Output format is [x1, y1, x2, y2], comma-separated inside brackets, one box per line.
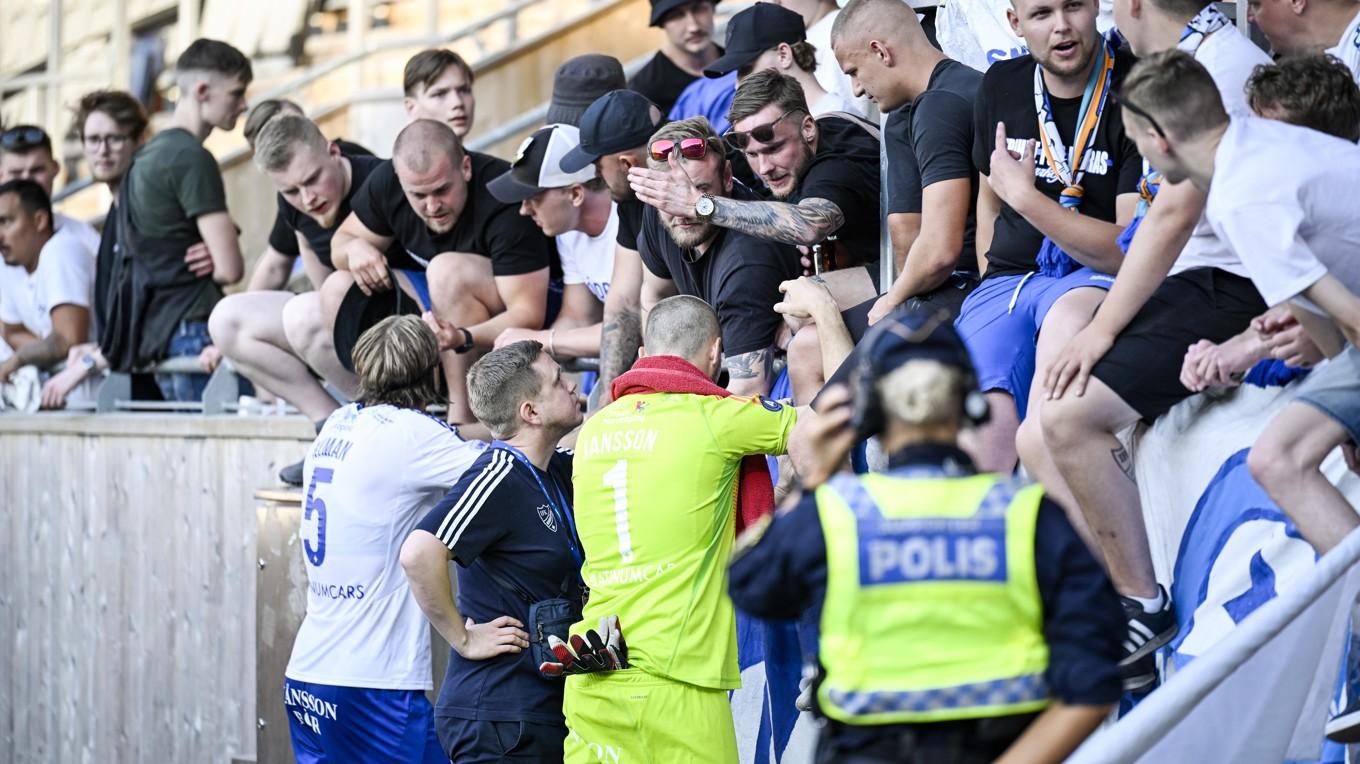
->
[591, 245, 646, 412]
[723, 347, 773, 397]
[709, 197, 846, 248]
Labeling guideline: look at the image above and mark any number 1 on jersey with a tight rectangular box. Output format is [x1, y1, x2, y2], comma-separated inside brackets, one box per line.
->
[603, 460, 634, 564]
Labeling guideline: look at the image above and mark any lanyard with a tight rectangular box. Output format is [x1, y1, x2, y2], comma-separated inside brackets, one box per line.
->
[492, 443, 584, 572]
[1033, 39, 1116, 208]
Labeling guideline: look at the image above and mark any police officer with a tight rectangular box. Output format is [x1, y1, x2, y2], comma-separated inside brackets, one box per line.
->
[728, 309, 1125, 764]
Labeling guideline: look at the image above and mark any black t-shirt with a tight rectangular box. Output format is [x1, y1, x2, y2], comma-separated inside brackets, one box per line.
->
[349, 152, 558, 277]
[973, 51, 1143, 278]
[637, 204, 799, 356]
[795, 115, 882, 268]
[629, 50, 699, 115]
[616, 198, 645, 252]
[268, 139, 373, 258]
[268, 152, 418, 272]
[416, 448, 581, 724]
[886, 59, 983, 273]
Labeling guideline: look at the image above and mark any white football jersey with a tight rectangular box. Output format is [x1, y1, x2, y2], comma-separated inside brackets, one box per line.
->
[285, 403, 486, 690]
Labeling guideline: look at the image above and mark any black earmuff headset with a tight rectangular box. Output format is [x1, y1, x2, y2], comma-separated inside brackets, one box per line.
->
[850, 310, 990, 440]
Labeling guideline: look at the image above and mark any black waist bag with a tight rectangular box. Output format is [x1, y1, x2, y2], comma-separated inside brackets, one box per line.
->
[478, 561, 583, 680]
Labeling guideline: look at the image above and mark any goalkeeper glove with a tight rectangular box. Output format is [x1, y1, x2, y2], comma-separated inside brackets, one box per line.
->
[539, 615, 629, 677]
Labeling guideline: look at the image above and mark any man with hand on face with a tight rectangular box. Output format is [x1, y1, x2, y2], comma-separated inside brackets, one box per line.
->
[0, 181, 96, 400]
[0, 125, 99, 255]
[559, 90, 667, 409]
[490, 124, 618, 361]
[1022, 0, 1270, 692]
[633, 117, 801, 396]
[631, 68, 882, 305]
[401, 340, 585, 762]
[330, 120, 556, 433]
[105, 38, 249, 402]
[403, 49, 478, 138]
[953, 0, 1141, 474]
[210, 115, 421, 485]
[780, 0, 985, 409]
[630, 0, 724, 115]
[37, 91, 148, 409]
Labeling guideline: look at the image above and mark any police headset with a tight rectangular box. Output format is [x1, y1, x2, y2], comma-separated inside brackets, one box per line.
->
[850, 310, 991, 440]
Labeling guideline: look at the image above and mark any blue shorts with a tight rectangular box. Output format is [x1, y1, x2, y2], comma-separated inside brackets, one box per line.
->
[954, 268, 1113, 416]
[436, 715, 567, 763]
[283, 678, 444, 764]
[395, 269, 434, 311]
[1295, 344, 1360, 445]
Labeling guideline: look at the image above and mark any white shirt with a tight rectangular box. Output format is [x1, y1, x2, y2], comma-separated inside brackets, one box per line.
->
[809, 90, 860, 118]
[1169, 27, 1273, 276]
[557, 201, 618, 304]
[807, 9, 873, 118]
[286, 404, 487, 690]
[1326, 6, 1360, 84]
[54, 213, 99, 259]
[1206, 117, 1360, 312]
[0, 219, 97, 340]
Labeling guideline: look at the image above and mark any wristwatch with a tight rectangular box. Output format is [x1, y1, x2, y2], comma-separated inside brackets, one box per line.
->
[453, 327, 476, 354]
[695, 194, 716, 219]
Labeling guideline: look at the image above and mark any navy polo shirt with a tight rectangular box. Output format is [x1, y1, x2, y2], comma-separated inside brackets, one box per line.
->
[415, 446, 582, 725]
[727, 443, 1125, 708]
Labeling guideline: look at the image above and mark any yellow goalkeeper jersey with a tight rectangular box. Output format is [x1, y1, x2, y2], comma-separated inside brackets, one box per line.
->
[571, 391, 798, 689]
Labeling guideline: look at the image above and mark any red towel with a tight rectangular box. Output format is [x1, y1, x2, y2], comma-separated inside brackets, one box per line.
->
[611, 355, 776, 534]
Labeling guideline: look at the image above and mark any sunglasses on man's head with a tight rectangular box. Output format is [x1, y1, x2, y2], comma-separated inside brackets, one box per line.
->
[650, 137, 710, 162]
[1, 127, 47, 150]
[723, 109, 805, 151]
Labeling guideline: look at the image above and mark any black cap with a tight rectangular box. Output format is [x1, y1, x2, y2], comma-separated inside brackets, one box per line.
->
[332, 284, 421, 373]
[649, 0, 721, 27]
[559, 90, 664, 174]
[546, 54, 627, 126]
[704, 3, 805, 77]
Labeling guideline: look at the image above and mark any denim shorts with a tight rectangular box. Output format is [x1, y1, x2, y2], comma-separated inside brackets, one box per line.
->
[154, 320, 212, 402]
[1294, 344, 1360, 445]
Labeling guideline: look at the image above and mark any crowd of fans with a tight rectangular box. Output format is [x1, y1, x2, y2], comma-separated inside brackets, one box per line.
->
[4, 0, 1360, 759]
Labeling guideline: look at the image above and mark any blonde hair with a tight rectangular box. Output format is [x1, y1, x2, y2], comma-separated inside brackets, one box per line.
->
[878, 360, 963, 426]
[467, 341, 545, 438]
[352, 315, 443, 410]
[253, 114, 329, 173]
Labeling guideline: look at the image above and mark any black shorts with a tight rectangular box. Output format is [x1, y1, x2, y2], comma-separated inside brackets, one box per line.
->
[435, 716, 566, 763]
[1092, 267, 1266, 422]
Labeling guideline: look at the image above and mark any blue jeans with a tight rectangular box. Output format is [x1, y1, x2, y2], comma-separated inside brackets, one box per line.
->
[154, 320, 212, 403]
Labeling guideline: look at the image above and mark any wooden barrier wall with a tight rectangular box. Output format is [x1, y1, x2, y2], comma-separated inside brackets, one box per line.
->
[0, 414, 314, 764]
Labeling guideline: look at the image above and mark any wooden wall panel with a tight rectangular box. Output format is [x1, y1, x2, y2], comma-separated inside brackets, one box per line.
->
[0, 415, 313, 764]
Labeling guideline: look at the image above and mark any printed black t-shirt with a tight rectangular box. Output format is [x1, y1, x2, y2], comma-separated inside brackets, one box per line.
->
[972, 50, 1143, 277]
[349, 152, 558, 277]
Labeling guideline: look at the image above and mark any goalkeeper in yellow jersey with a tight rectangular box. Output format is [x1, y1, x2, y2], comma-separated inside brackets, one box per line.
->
[559, 295, 803, 762]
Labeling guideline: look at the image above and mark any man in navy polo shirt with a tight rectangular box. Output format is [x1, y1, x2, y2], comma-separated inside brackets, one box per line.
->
[401, 339, 585, 762]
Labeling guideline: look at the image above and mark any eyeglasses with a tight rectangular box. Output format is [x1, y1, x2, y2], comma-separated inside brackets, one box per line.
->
[723, 109, 805, 151]
[650, 137, 710, 162]
[1, 126, 48, 150]
[82, 133, 131, 150]
[1112, 90, 1166, 140]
